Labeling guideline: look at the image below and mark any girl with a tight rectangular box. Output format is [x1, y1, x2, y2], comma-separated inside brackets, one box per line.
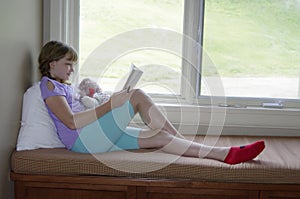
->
[39, 41, 265, 165]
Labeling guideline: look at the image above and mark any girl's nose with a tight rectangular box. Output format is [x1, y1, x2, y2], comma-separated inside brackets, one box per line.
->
[70, 65, 75, 72]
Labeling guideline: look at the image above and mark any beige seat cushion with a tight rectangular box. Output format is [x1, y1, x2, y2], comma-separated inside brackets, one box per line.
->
[11, 136, 300, 184]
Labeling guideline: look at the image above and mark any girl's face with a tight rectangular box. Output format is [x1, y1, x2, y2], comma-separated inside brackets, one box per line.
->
[49, 55, 75, 81]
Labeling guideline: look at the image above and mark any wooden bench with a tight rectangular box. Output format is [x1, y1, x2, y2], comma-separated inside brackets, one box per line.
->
[10, 136, 300, 199]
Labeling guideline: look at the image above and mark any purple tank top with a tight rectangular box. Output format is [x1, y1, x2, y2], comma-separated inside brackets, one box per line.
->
[40, 76, 85, 149]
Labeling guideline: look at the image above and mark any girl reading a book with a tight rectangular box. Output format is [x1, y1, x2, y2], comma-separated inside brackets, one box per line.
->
[39, 40, 265, 165]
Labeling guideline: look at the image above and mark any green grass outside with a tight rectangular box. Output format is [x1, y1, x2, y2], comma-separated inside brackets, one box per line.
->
[79, 0, 183, 80]
[203, 0, 300, 77]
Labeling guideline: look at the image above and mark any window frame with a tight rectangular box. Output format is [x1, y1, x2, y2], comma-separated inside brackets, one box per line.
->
[44, 0, 300, 136]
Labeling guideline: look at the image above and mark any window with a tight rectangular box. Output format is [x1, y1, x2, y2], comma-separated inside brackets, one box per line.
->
[43, 0, 300, 136]
[79, 0, 184, 95]
[201, 0, 300, 101]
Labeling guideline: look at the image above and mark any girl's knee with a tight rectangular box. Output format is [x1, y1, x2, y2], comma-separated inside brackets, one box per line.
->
[130, 88, 146, 99]
[129, 89, 150, 110]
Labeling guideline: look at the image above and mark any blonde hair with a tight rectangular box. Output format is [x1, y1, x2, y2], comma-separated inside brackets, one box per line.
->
[38, 41, 78, 82]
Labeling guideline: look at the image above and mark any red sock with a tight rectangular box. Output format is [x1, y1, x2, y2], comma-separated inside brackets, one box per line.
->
[224, 140, 265, 165]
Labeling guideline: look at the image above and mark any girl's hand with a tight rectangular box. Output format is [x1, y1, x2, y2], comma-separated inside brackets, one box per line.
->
[109, 89, 130, 109]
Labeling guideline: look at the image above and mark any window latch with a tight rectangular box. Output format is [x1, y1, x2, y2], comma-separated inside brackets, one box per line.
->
[262, 102, 283, 109]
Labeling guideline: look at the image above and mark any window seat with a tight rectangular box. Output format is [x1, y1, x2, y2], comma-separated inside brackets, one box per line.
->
[10, 135, 300, 199]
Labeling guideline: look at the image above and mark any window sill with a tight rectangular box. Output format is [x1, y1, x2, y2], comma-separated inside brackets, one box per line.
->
[132, 100, 300, 137]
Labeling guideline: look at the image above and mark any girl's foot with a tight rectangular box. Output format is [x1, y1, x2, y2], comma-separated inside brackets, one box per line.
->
[224, 140, 265, 165]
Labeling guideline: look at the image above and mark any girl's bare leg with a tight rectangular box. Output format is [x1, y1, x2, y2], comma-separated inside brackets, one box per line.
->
[138, 129, 229, 161]
[138, 129, 265, 164]
[129, 89, 185, 138]
[129, 89, 265, 164]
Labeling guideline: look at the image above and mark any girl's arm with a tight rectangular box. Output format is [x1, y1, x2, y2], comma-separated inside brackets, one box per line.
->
[45, 88, 130, 130]
[45, 95, 111, 129]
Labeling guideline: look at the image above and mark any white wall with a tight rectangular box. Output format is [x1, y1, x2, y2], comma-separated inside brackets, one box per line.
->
[0, 0, 42, 198]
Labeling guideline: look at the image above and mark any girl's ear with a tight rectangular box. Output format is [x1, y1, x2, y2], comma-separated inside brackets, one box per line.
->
[49, 61, 56, 69]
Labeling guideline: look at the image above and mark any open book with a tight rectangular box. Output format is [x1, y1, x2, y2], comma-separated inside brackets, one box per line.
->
[122, 63, 143, 91]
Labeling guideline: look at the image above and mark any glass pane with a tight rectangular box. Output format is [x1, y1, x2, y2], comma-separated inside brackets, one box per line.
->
[80, 0, 184, 94]
[201, 0, 300, 99]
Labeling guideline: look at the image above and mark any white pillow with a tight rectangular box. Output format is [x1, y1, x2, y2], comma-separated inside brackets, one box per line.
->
[16, 82, 65, 151]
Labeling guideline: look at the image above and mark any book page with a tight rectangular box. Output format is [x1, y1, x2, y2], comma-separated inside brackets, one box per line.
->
[122, 63, 143, 91]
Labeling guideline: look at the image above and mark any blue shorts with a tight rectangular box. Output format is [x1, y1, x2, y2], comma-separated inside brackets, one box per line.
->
[71, 100, 141, 153]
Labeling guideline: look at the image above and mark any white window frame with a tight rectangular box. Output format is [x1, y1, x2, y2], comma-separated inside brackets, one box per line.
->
[43, 0, 79, 57]
[44, 0, 300, 136]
